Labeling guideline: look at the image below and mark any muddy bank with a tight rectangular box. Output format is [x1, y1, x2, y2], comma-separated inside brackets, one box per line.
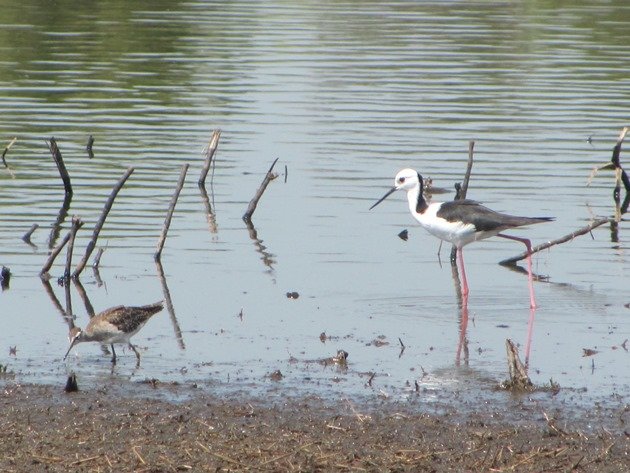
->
[1, 382, 629, 472]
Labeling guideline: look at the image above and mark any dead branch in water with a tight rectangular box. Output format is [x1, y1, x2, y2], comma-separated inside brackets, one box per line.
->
[451, 141, 475, 262]
[460, 140, 475, 200]
[22, 223, 39, 246]
[243, 158, 279, 223]
[73, 167, 134, 279]
[92, 247, 105, 269]
[502, 339, 533, 391]
[155, 164, 189, 262]
[611, 126, 629, 195]
[0, 266, 10, 290]
[198, 129, 221, 187]
[48, 194, 71, 250]
[2, 137, 17, 167]
[47, 137, 72, 196]
[64, 216, 83, 281]
[86, 135, 95, 159]
[41, 232, 71, 278]
[499, 218, 610, 266]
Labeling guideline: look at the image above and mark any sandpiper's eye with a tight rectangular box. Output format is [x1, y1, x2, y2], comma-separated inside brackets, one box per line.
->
[398, 177, 406, 184]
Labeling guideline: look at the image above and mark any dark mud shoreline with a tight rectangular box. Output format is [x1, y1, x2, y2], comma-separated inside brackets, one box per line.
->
[1, 382, 629, 472]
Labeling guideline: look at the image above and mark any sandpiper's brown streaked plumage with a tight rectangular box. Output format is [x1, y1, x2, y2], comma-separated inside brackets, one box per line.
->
[63, 301, 164, 365]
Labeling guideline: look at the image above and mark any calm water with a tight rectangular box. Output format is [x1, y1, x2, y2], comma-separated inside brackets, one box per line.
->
[1, 0, 629, 408]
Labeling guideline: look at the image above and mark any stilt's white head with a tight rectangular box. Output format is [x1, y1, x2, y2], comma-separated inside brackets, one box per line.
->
[393, 168, 422, 191]
[370, 168, 423, 210]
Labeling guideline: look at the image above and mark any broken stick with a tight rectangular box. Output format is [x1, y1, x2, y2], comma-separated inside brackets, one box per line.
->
[242, 158, 279, 223]
[451, 141, 475, 262]
[155, 164, 189, 261]
[460, 140, 475, 200]
[198, 129, 221, 187]
[92, 247, 105, 269]
[72, 167, 135, 279]
[41, 228, 73, 278]
[499, 217, 610, 266]
[22, 223, 39, 245]
[503, 339, 533, 391]
[86, 135, 95, 159]
[611, 126, 629, 194]
[47, 137, 73, 196]
[64, 216, 83, 280]
[2, 137, 17, 167]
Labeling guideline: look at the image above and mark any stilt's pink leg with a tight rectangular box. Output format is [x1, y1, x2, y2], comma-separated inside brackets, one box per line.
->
[455, 292, 469, 365]
[498, 234, 537, 309]
[523, 306, 536, 368]
[456, 247, 469, 297]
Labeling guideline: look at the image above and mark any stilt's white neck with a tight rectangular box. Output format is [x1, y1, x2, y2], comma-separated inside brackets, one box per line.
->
[406, 182, 427, 216]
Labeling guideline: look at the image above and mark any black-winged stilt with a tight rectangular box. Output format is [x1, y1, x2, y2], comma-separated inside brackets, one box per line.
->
[370, 168, 553, 308]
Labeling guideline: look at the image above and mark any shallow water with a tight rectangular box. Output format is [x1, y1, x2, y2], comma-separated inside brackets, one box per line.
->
[1, 0, 629, 407]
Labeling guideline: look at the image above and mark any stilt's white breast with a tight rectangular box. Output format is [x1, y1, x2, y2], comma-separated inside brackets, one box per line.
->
[413, 202, 478, 247]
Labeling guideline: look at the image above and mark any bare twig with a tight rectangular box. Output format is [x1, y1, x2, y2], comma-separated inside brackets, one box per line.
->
[47, 137, 72, 196]
[0, 266, 10, 290]
[64, 216, 83, 280]
[22, 223, 39, 245]
[73, 167, 134, 278]
[86, 135, 94, 159]
[502, 339, 533, 391]
[611, 126, 629, 193]
[499, 218, 610, 266]
[460, 140, 475, 200]
[48, 194, 71, 249]
[92, 247, 105, 269]
[41, 231, 73, 278]
[2, 137, 17, 167]
[451, 142, 475, 262]
[155, 164, 189, 261]
[242, 158, 279, 222]
[198, 129, 221, 186]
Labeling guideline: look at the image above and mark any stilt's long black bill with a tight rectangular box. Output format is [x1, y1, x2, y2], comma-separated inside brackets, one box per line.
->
[369, 186, 397, 210]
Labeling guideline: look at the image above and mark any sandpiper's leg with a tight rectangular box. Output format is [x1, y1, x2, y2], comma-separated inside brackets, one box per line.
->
[456, 247, 469, 297]
[129, 343, 141, 363]
[110, 344, 117, 364]
[498, 234, 536, 309]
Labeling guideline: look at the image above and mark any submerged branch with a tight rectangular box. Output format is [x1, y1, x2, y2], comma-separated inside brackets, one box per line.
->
[242, 158, 279, 223]
[499, 218, 610, 266]
[155, 164, 189, 261]
[73, 167, 134, 279]
[198, 129, 221, 187]
[451, 142, 475, 263]
[2, 137, 17, 167]
[47, 137, 72, 196]
[64, 216, 84, 280]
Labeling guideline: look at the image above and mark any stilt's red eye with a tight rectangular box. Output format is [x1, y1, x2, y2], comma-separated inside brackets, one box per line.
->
[398, 177, 406, 184]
